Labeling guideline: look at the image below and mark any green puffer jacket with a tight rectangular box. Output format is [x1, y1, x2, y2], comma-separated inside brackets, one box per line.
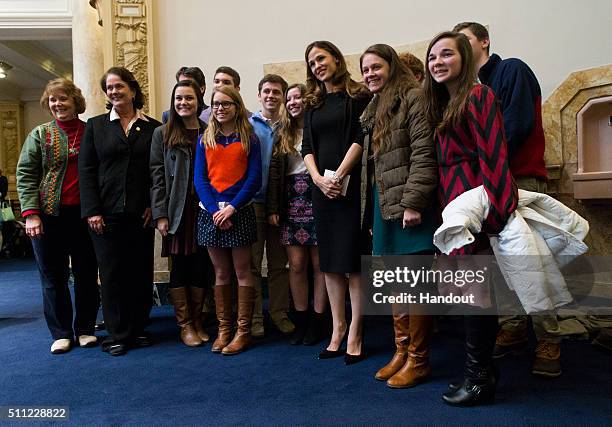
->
[360, 88, 437, 221]
[17, 120, 71, 216]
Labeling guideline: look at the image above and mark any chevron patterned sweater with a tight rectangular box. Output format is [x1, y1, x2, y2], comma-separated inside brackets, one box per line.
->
[436, 84, 518, 254]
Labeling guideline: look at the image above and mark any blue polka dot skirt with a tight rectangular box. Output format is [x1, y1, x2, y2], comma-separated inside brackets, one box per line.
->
[197, 204, 257, 248]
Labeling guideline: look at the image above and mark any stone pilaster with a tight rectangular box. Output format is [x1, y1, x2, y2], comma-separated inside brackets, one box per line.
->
[0, 102, 24, 201]
[71, 0, 106, 120]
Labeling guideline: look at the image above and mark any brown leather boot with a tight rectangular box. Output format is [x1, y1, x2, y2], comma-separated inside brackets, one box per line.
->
[168, 287, 203, 347]
[222, 286, 255, 355]
[375, 313, 410, 381]
[211, 285, 233, 353]
[189, 287, 210, 343]
[387, 314, 433, 388]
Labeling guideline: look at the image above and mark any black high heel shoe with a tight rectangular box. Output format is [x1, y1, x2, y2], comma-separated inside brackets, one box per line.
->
[318, 325, 348, 359]
[344, 352, 366, 365]
[318, 348, 346, 359]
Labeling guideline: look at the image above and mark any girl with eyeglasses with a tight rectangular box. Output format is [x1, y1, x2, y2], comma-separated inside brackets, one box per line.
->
[194, 86, 262, 355]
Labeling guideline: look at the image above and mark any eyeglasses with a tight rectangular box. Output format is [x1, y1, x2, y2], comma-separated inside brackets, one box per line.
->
[212, 101, 236, 110]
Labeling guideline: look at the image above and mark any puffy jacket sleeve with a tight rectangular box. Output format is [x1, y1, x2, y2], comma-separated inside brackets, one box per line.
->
[400, 89, 438, 213]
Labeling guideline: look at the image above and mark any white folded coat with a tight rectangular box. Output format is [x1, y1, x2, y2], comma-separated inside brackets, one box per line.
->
[433, 186, 589, 314]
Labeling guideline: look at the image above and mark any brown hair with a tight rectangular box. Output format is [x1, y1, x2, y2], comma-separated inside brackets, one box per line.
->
[214, 66, 241, 87]
[163, 80, 204, 148]
[275, 83, 307, 156]
[258, 74, 288, 94]
[303, 40, 370, 109]
[40, 78, 86, 116]
[202, 86, 253, 154]
[423, 31, 476, 134]
[175, 66, 206, 88]
[453, 22, 490, 54]
[100, 66, 145, 110]
[399, 52, 425, 83]
[360, 44, 420, 156]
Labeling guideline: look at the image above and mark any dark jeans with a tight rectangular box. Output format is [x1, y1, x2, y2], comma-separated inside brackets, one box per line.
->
[168, 247, 213, 289]
[89, 214, 154, 343]
[31, 206, 99, 340]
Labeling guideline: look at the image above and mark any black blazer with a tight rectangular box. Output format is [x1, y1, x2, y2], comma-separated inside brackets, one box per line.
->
[79, 112, 161, 218]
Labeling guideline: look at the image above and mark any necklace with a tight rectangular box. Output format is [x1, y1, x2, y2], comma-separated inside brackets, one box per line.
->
[68, 126, 80, 155]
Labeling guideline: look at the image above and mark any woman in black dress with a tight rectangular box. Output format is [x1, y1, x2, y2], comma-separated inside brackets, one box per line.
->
[302, 41, 372, 363]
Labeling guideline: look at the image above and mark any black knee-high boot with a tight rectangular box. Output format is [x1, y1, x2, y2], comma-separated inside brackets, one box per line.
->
[443, 315, 499, 406]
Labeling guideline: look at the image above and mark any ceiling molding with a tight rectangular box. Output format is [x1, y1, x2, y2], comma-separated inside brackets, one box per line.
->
[0, 0, 72, 28]
[2, 40, 72, 79]
[0, 16, 72, 29]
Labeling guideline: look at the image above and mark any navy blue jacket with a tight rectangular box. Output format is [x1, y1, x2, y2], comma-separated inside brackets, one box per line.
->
[478, 54, 547, 179]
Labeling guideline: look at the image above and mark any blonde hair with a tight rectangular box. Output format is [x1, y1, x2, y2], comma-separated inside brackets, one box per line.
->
[202, 86, 253, 154]
[275, 83, 306, 156]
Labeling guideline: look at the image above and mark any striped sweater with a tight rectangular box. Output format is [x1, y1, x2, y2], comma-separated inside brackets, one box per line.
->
[436, 84, 518, 254]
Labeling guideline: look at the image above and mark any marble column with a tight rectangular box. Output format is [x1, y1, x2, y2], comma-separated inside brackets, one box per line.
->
[71, 0, 106, 120]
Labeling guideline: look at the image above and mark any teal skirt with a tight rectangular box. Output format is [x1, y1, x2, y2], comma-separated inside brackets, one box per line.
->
[372, 185, 437, 256]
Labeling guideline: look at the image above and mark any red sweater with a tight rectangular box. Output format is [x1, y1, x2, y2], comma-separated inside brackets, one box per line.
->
[22, 118, 84, 218]
[436, 85, 518, 254]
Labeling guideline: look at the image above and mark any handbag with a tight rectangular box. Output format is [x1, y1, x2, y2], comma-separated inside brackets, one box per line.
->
[1, 200, 15, 222]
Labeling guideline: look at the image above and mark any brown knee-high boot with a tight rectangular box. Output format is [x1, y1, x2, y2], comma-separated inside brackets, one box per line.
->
[211, 285, 233, 353]
[189, 287, 210, 342]
[222, 286, 255, 355]
[168, 287, 203, 347]
[375, 313, 410, 380]
[387, 314, 433, 388]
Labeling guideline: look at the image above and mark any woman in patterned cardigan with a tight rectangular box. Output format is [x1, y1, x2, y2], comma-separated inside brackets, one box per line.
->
[16, 78, 99, 355]
[423, 31, 518, 406]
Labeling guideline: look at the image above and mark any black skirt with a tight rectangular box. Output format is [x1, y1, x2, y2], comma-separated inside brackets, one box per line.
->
[197, 204, 257, 248]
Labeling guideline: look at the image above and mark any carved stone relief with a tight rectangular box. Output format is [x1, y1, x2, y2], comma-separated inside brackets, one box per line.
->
[0, 103, 24, 200]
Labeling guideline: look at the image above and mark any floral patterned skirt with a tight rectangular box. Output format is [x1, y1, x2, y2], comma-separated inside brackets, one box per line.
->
[280, 173, 317, 246]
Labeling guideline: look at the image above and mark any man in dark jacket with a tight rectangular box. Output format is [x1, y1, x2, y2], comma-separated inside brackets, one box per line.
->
[454, 22, 560, 378]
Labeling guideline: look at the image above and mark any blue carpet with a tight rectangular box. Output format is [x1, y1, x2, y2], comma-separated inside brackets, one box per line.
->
[1, 258, 611, 426]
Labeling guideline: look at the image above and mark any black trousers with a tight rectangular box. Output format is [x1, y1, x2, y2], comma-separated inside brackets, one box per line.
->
[89, 214, 154, 343]
[31, 206, 99, 340]
[168, 247, 213, 289]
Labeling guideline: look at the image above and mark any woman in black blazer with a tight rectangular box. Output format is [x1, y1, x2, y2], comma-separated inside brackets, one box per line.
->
[79, 66, 161, 356]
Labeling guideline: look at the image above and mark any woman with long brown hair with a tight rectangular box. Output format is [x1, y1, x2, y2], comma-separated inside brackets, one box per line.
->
[151, 79, 211, 347]
[359, 43, 437, 387]
[302, 40, 372, 363]
[423, 31, 517, 406]
[267, 83, 328, 345]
